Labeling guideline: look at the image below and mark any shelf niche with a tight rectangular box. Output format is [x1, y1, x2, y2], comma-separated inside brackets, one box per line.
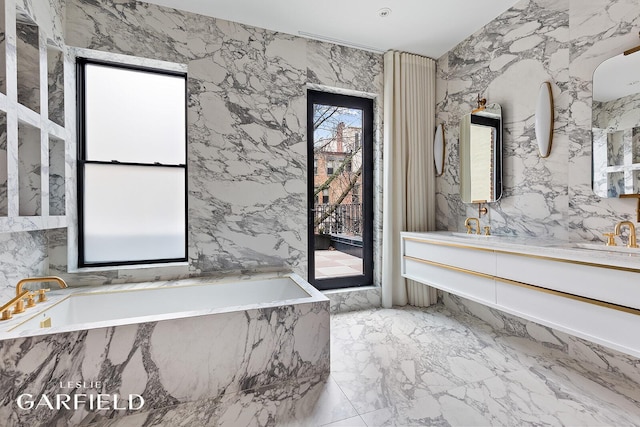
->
[16, 14, 40, 114]
[49, 134, 64, 215]
[47, 46, 64, 127]
[18, 121, 40, 216]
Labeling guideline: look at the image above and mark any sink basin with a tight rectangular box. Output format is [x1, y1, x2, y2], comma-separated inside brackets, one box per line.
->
[573, 242, 640, 254]
[451, 232, 497, 239]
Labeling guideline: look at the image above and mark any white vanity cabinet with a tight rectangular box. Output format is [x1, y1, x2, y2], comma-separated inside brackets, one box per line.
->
[401, 232, 640, 357]
[403, 237, 496, 305]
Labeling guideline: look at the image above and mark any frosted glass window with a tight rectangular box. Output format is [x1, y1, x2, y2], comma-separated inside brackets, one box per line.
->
[78, 59, 187, 266]
[84, 63, 186, 164]
[83, 164, 186, 264]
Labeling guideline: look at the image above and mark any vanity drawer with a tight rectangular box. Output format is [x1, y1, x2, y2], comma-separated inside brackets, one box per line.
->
[496, 252, 640, 310]
[402, 238, 496, 275]
[403, 257, 496, 304]
[496, 282, 640, 356]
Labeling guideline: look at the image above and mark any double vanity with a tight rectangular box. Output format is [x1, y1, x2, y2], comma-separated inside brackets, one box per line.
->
[401, 230, 640, 358]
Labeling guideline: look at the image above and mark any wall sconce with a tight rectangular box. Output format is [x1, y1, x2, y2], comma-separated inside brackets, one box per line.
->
[434, 124, 445, 176]
[535, 82, 554, 158]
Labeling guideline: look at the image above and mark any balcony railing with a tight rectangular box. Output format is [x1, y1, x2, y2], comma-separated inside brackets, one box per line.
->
[314, 203, 362, 236]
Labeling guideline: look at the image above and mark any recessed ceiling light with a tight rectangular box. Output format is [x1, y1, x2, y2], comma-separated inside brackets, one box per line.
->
[378, 8, 392, 18]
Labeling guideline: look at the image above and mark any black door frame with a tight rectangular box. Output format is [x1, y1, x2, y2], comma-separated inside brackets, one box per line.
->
[307, 90, 374, 290]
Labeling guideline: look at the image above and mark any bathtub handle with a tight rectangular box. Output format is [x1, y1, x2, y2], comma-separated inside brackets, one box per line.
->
[36, 289, 50, 303]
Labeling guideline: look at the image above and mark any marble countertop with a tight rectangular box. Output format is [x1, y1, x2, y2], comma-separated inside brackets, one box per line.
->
[401, 231, 640, 270]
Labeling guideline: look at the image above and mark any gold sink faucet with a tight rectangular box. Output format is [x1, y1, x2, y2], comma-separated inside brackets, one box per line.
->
[464, 217, 480, 235]
[614, 221, 638, 248]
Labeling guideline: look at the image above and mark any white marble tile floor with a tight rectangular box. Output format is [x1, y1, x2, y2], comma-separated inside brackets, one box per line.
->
[90, 305, 640, 426]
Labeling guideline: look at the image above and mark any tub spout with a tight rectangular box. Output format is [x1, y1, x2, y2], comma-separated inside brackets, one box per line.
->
[16, 276, 68, 301]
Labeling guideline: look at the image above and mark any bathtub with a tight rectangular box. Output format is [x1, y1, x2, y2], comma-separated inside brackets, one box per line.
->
[0, 273, 330, 426]
[8, 275, 314, 334]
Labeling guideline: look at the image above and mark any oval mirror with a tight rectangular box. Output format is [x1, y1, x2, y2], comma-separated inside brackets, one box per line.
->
[434, 124, 445, 176]
[459, 103, 502, 203]
[592, 52, 640, 197]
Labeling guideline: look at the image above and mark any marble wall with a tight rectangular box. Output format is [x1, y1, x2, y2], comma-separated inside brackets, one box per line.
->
[435, 0, 640, 242]
[436, 0, 640, 377]
[0, 0, 66, 302]
[59, 0, 383, 287]
[0, 0, 383, 299]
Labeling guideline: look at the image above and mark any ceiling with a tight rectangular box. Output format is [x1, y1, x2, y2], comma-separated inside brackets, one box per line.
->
[140, 0, 520, 59]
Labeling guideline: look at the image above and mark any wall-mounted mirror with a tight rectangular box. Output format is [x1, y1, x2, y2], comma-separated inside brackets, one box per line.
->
[592, 52, 640, 197]
[434, 123, 445, 176]
[460, 103, 502, 203]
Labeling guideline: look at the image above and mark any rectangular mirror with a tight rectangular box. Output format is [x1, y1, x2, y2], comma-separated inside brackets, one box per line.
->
[460, 103, 503, 203]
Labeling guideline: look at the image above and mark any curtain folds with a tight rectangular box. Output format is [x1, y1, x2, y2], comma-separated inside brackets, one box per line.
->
[382, 51, 437, 308]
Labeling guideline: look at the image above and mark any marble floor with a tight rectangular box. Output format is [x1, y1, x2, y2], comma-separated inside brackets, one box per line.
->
[91, 305, 640, 426]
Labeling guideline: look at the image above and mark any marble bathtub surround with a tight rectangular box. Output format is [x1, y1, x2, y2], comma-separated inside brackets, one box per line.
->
[0, 274, 330, 426]
[27, 304, 639, 426]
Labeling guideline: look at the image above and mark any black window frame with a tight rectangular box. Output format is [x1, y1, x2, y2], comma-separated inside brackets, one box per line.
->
[307, 90, 374, 290]
[76, 58, 188, 268]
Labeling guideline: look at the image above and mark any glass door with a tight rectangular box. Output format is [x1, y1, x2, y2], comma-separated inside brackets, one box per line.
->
[307, 90, 373, 290]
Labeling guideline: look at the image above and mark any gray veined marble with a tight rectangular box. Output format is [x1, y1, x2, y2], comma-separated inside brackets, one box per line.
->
[15, 303, 639, 427]
[435, 0, 640, 243]
[0, 276, 330, 427]
[0, 0, 384, 301]
[436, 0, 571, 240]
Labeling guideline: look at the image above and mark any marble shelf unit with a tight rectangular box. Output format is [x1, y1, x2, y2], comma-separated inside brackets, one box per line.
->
[0, 0, 69, 233]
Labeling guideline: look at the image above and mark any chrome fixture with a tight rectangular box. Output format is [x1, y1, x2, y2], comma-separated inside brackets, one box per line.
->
[614, 221, 638, 248]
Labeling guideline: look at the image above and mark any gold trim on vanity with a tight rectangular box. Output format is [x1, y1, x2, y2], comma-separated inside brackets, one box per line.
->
[403, 236, 640, 274]
[403, 255, 640, 317]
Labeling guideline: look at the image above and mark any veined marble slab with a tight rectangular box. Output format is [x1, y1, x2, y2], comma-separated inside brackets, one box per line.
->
[0, 274, 330, 426]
